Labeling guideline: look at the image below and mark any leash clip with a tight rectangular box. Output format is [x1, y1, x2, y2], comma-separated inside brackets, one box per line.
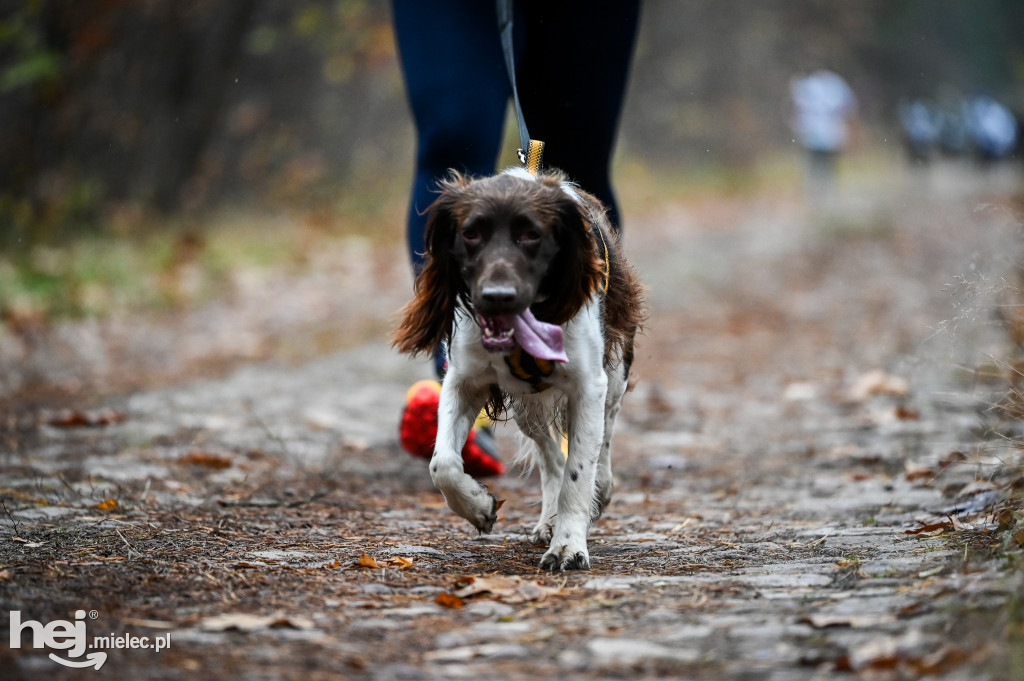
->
[498, 0, 544, 175]
[520, 139, 545, 175]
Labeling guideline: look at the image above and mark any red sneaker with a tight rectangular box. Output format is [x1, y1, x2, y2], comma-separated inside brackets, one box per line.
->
[399, 380, 504, 478]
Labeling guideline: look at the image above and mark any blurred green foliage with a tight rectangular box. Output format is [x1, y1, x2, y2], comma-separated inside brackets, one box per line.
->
[0, 0, 405, 249]
[0, 1, 61, 92]
[0, 0, 1021, 328]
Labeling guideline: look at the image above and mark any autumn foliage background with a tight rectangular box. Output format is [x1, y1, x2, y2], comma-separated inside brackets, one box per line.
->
[1, 0, 1022, 246]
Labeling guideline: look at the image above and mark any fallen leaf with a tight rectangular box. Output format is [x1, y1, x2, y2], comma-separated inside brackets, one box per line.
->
[940, 451, 967, 467]
[454, 575, 476, 589]
[434, 593, 465, 609]
[322, 559, 342, 569]
[41, 408, 127, 428]
[357, 553, 381, 569]
[904, 518, 953, 536]
[452, 575, 560, 604]
[0, 569, 12, 582]
[266, 614, 314, 629]
[904, 460, 934, 482]
[913, 644, 971, 675]
[179, 451, 233, 469]
[849, 370, 909, 401]
[391, 556, 414, 569]
[894, 405, 919, 420]
[896, 601, 931, 619]
[800, 613, 895, 628]
[838, 636, 903, 671]
[837, 631, 970, 674]
[95, 498, 119, 511]
[199, 612, 314, 632]
[355, 553, 414, 570]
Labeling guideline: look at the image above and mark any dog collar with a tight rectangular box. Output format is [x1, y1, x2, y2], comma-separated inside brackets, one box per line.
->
[504, 346, 555, 392]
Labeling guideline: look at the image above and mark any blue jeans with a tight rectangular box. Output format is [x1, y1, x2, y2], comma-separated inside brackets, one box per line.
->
[392, 0, 641, 272]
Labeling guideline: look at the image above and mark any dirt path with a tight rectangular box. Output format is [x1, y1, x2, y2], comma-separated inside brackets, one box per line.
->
[2, 163, 1023, 680]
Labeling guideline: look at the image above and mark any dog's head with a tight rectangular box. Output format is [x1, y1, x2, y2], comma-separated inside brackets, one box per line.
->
[394, 169, 607, 357]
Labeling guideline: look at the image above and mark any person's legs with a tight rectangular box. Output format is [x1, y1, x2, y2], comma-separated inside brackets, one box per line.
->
[392, 0, 510, 272]
[392, 1, 509, 474]
[517, 0, 641, 232]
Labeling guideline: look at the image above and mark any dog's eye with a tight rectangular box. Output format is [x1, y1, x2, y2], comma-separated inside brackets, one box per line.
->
[517, 228, 542, 246]
[461, 227, 482, 245]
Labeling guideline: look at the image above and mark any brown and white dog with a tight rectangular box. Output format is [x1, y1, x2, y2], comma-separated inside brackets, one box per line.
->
[394, 167, 645, 570]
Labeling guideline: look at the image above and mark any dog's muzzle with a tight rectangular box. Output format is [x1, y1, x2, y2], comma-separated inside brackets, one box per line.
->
[475, 309, 568, 362]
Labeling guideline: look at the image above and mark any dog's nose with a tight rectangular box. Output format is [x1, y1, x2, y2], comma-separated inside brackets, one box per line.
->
[480, 285, 518, 307]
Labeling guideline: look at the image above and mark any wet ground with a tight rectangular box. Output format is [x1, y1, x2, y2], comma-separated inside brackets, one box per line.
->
[2, 162, 1024, 680]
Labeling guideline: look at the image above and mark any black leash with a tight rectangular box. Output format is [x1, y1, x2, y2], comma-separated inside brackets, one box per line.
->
[496, 1, 607, 292]
[496, 0, 545, 173]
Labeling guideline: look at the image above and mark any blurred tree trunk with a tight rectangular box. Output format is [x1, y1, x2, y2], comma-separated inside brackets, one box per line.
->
[54, 0, 260, 211]
[130, 1, 259, 211]
[1, 0, 261, 229]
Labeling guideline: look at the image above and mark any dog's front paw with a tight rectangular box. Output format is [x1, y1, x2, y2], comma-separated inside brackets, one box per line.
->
[538, 542, 590, 571]
[432, 460, 499, 534]
[439, 478, 498, 534]
[466, 485, 498, 534]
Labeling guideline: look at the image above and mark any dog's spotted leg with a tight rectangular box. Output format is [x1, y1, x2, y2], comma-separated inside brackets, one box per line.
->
[430, 379, 497, 534]
[516, 416, 564, 545]
[593, 361, 627, 520]
[539, 377, 607, 570]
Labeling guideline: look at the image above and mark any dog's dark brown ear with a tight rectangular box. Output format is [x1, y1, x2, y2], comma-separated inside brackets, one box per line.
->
[535, 187, 607, 325]
[393, 173, 470, 356]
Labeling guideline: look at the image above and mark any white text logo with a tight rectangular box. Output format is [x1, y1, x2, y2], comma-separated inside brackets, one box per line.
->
[9, 610, 171, 670]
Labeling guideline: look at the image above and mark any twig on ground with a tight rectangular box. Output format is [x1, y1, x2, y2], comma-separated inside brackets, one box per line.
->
[1, 497, 21, 534]
[57, 473, 85, 499]
[117, 529, 142, 560]
[242, 398, 299, 467]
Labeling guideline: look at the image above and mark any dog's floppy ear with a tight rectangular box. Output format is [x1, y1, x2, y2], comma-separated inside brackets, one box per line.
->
[393, 172, 470, 356]
[534, 185, 607, 325]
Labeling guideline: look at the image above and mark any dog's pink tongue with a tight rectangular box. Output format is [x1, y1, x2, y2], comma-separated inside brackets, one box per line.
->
[513, 309, 568, 362]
